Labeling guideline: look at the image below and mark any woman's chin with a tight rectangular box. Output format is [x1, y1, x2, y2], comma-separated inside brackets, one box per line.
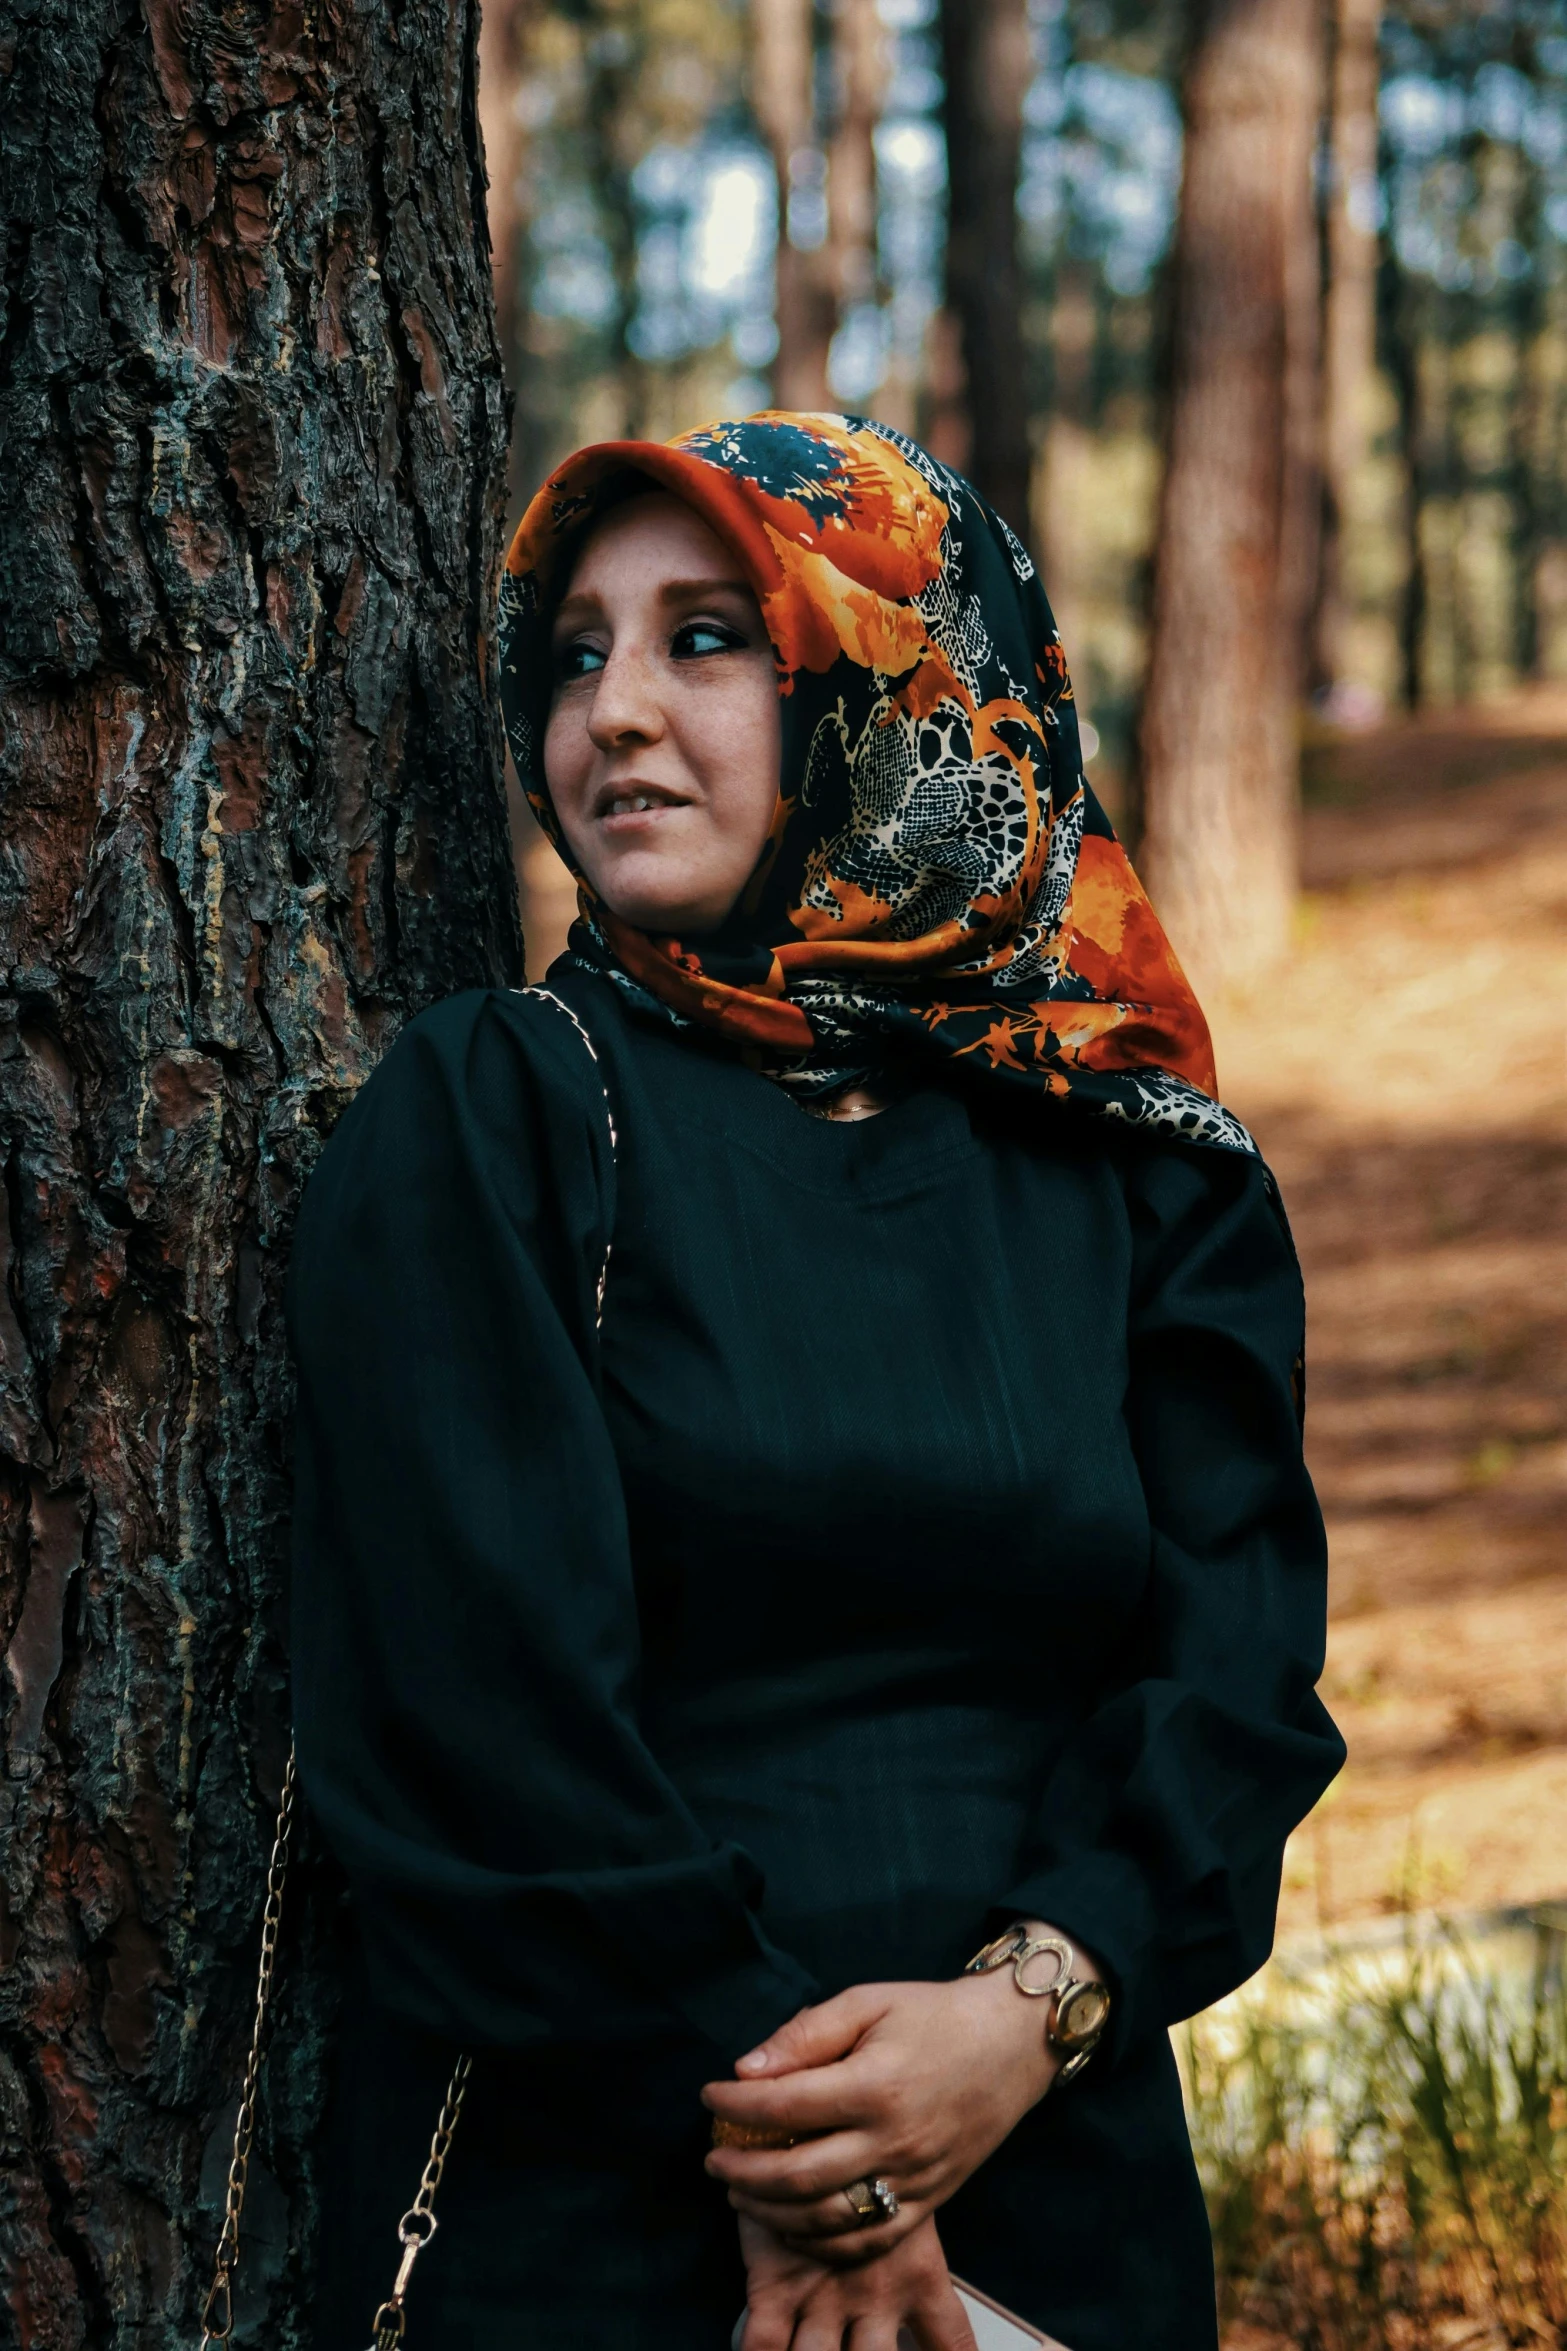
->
[593, 866, 735, 938]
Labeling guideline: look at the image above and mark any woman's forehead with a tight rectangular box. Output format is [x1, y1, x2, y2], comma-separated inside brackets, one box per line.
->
[564, 487, 743, 589]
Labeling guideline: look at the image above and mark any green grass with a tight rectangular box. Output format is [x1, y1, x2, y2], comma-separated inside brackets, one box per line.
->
[1182, 1926, 1567, 2348]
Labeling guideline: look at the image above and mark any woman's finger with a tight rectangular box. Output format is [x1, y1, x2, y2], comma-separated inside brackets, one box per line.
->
[739, 2310, 795, 2351]
[845, 2318, 903, 2351]
[791, 2319, 850, 2351]
[729, 2176, 934, 2243]
[738, 2183, 890, 2239]
[708, 2126, 878, 2202]
[729, 2187, 925, 2245]
[704, 2048, 893, 2140]
[728, 1985, 891, 2082]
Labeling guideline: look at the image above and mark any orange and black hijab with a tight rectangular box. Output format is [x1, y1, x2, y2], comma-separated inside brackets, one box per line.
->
[499, 410, 1253, 1155]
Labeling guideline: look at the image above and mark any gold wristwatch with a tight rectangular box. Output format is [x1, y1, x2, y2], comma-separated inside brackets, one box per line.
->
[964, 1924, 1112, 2083]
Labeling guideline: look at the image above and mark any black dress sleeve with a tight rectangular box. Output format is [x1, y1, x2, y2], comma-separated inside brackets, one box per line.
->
[996, 1140, 1344, 2056]
[287, 988, 819, 2063]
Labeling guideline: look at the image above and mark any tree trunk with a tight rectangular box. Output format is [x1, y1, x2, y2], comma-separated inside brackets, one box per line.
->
[479, 0, 538, 524]
[1506, 159, 1546, 685]
[823, 0, 886, 374]
[751, 0, 836, 410]
[581, 6, 655, 442]
[1389, 278, 1428, 710]
[936, 0, 1032, 537]
[1138, 0, 1324, 993]
[0, 0, 521, 2342]
[1314, 0, 1382, 702]
[751, 0, 887, 417]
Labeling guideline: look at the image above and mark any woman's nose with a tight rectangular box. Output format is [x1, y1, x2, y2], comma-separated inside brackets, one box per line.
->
[586, 642, 666, 750]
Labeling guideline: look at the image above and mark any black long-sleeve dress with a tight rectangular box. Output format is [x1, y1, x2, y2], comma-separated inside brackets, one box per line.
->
[288, 965, 1342, 2351]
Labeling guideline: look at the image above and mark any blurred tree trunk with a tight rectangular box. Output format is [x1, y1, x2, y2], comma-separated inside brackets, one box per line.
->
[752, 0, 885, 415]
[1507, 159, 1546, 684]
[824, 0, 887, 383]
[936, 0, 1032, 536]
[479, 0, 537, 522]
[478, 0, 562, 977]
[1138, 0, 1325, 992]
[1314, 0, 1382, 701]
[583, 6, 654, 440]
[752, 0, 835, 408]
[0, 0, 521, 2342]
[1389, 280, 1428, 709]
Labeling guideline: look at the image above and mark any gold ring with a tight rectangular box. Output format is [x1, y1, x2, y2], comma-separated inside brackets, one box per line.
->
[842, 2176, 899, 2226]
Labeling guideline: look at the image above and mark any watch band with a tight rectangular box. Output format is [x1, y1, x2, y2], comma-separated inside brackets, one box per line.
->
[964, 1924, 1112, 2082]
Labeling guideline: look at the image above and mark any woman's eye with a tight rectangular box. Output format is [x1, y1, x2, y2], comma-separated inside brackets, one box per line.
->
[556, 639, 607, 681]
[671, 619, 743, 659]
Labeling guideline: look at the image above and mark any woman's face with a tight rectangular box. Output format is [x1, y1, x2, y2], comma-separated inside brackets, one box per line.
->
[543, 492, 782, 934]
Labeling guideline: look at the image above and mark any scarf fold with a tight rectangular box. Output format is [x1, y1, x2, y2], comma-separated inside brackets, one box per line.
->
[499, 410, 1254, 1156]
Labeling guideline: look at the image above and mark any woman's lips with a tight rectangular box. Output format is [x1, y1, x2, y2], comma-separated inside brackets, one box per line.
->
[596, 789, 690, 832]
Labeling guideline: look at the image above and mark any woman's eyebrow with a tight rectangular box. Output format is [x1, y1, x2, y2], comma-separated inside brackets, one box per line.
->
[551, 586, 603, 625]
[654, 575, 754, 603]
[549, 576, 753, 632]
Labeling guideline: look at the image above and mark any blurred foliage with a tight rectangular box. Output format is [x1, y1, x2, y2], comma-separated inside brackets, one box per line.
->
[489, 0, 1567, 787]
[1184, 1926, 1567, 2348]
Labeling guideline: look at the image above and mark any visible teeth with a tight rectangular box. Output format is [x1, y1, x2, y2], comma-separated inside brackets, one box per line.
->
[610, 794, 656, 814]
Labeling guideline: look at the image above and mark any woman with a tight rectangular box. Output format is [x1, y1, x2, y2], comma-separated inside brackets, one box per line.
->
[290, 412, 1342, 2351]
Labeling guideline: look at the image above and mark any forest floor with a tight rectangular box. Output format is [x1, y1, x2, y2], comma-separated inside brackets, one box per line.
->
[1211, 692, 1567, 1945]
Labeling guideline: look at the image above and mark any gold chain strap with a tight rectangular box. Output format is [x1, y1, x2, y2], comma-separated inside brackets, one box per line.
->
[200, 1747, 297, 2348]
[200, 985, 615, 2346]
[197, 1751, 472, 2350]
[365, 2056, 473, 2349]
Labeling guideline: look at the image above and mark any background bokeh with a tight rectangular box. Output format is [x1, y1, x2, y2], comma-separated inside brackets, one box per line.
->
[485, 0, 1567, 785]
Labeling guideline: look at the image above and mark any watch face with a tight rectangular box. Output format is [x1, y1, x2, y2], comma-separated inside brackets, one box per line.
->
[1056, 1982, 1111, 2048]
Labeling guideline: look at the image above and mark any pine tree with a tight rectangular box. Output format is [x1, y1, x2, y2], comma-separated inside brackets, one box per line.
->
[0, 0, 521, 2338]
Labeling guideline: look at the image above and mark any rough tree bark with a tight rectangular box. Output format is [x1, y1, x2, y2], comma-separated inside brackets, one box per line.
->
[1138, 0, 1324, 992]
[936, 0, 1032, 537]
[1314, 0, 1383, 701]
[0, 0, 521, 2342]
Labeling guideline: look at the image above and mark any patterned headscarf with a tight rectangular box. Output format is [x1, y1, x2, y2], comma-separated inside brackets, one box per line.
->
[499, 411, 1252, 1156]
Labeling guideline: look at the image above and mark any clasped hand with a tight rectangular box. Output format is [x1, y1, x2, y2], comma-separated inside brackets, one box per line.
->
[702, 1968, 1062, 2266]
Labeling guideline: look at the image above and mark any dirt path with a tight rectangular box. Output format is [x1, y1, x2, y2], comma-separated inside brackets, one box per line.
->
[1209, 698, 1567, 1940]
